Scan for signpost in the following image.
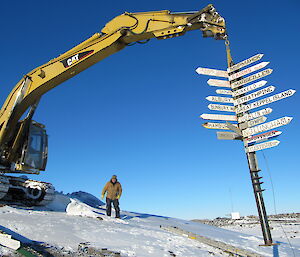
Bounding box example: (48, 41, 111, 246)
(196, 53, 296, 246)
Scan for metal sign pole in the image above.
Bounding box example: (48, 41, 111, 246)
(225, 37, 273, 245)
(246, 150, 273, 245)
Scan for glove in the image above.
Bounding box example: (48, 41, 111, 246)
(116, 195, 120, 200)
(101, 194, 104, 200)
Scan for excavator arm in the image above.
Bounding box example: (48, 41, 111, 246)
(0, 4, 226, 173)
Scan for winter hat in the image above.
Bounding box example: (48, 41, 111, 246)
(111, 175, 117, 179)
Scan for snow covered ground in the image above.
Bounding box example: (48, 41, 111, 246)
(0, 192, 299, 256)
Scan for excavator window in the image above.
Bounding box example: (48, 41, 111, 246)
(22, 123, 48, 170)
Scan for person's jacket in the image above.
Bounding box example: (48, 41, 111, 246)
(102, 180, 122, 200)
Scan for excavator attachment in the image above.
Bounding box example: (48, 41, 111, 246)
(186, 4, 226, 39)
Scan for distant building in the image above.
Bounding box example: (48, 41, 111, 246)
(231, 212, 240, 220)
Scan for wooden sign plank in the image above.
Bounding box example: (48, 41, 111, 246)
(229, 62, 269, 81)
(207, 79, 231, 88)
(196, 67, 228, 78)
(227, 54, 264, 73)
(246, 140, 280, 153)
(235, 89, 296, 114)
(200, 113, 237, 121)
(208, 104, 235, 112)
(233, 86, 275, 106)
(232, 80, 267, 97)
(231, 69, 273, 89)
(242, 117, 293, 137)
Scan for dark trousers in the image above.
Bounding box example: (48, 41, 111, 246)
(106, 198, 120, 218)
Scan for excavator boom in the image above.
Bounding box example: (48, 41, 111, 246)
(0, 5, 225, 154)
(0, 5, 225, 205)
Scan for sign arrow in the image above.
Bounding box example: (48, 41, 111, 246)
(226, 122, 242, 136)
(245, 130, 282, 145)
(231, 69, 273, 89)
(208, 104, 235, 112)
(202, 122, 237, 130)
(236, 89, 296, 114)
(238, 108, 273, 123)
(229, 62, 269, 81)
(217, 131, 242, 140)
(206, 96, 233, 104)
(216, 89, 232, 95)
(233, 86, 275, 106)
(207, 79, 231, 88)
(246, 140, 280, 153)
(196, 67, 228, 78)
(239, 116, 267, 130)
(200, 113, 237, 121)
(242, 117, 293, 137)
(227, 54, 264, 73)
(232, 80, 267, 97)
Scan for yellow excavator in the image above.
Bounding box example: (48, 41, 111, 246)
(0, 4, 226, 205)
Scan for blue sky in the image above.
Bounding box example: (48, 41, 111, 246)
(1, 0, 299, 219)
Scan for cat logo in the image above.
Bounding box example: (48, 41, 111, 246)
(61, 50, 94, 68)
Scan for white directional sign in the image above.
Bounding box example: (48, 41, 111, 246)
(200, 113, 237, 121)
(236, 89, 296, 114)
(229, 62, 269, 81)
(231, 69, 273, 89)
(207, 79, 231, 88)
(202, 122, 237, 130)
(240, 116, 267, 130)
(232, 80, 267, 97)
(216, 89, 232, 95)
(227, 54, 264, 73)
(233, 86, 275, 106)
(242, 117, 293, 137)
(208, 104, 235, 112)
(238, 108, 273, 123)
(196, 67, 228, 78)
(206, 96, 233, 103)
(246, 140, 280, 153)
(217, 131, 241, 140)
(246, 130, 282, 144)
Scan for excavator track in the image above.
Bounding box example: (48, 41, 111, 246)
(0, 175, 55, 206)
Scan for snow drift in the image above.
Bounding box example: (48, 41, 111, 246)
(0, 191, 299, 257)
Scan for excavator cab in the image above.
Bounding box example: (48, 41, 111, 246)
(0, 121, 53, 205)
(20, 122, 48, 171)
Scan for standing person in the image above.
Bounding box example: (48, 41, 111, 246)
(101, 175, 122, 218)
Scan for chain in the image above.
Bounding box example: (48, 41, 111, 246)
(224, 34, 233, 68)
